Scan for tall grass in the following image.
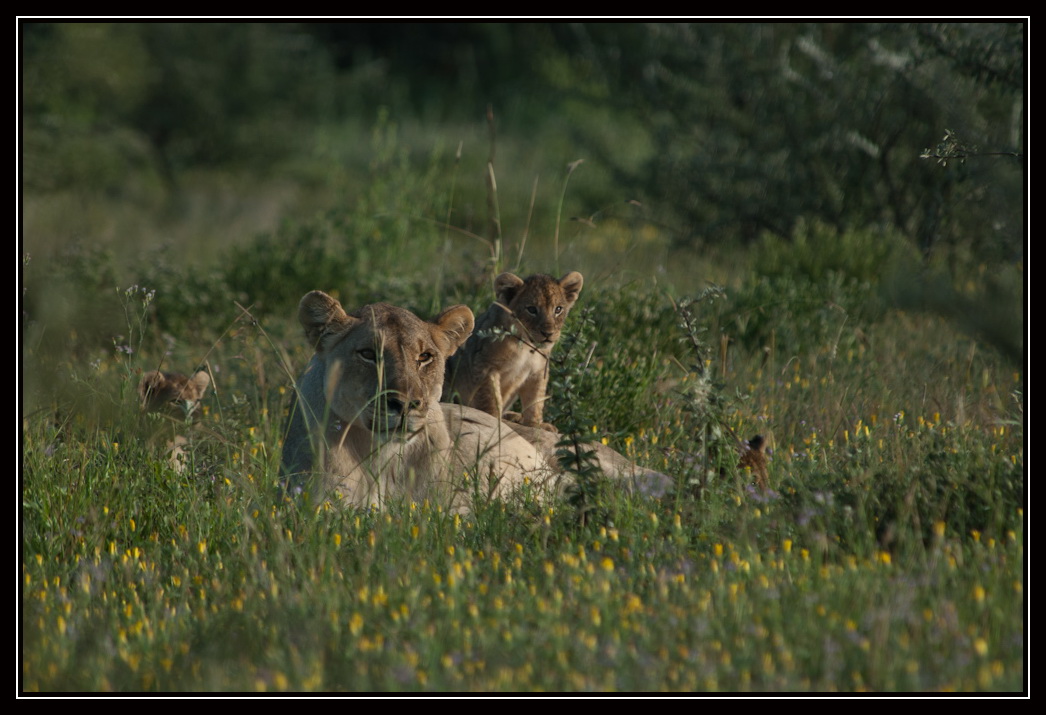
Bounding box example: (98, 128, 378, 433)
(21, 123, 1024, 693)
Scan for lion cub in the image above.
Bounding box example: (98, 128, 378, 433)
(138, 370, 210, 473)
(444, 271, 583, 431)
(138, 370, 210, 414)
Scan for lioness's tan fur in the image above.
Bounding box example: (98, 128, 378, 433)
(282, 291, 671, 511)
(444, 271, 583, 431)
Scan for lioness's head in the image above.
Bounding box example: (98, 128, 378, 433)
(493, 271, 584, 347)
(138, 370, 210, 415)
(298, 291, 474, 437)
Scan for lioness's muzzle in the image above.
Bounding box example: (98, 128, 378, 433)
(371, 394, 424, 434)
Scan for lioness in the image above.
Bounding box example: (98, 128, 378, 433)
(281, 291, 558, 510)
(138, 369, 210, 473)
(281, 291, 671, 511)
(444, 271, 583, 431)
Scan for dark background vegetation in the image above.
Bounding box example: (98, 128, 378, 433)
(20, 21, 1025, 411)
(22, 22, 1024, 244)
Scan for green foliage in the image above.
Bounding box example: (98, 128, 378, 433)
(914, 23, 1024, 92)
(135, 248, 243, 338)
(543, 307, 612, 530)
(771, 418, 1023, 560)
(222, 217, 364, 317)
(22, 22, 1024, 264)
(21, 254, 1026, 691)
(883, 258, 1023, 366)
(729, 271, 869, 357)
(546, 283, 680, 438)
(22, 246, 138, 416)
(722, 221, 915, 357)
(667, 286, 741, 495)
(752, 219, 917, 286)
(23, 384, 1025, 692)
(541, 22, 1022, 262)
(134, 115, 464, 337)
(23, 22, 329, 190)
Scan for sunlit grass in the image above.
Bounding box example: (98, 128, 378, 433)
(22, 309, 1024, 691)
(21, 279, 1025, 693)
(22, 447, 1023, 692)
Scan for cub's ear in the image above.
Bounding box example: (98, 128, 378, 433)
(559, 271, 584, 305)
(298, 291, 358, 351)
(186, 370, 211, 401)
(138, 371, 170, 406)
(432, 305, 475, 356)
(493, 272, 525, 304)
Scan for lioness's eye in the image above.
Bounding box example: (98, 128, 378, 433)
(418, 352, 433, 366)
(359, 349, 377, 362)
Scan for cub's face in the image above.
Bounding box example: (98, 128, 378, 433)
(139, 370, 210, 415)
(298, 292, 474, 437)
(494, 271, 584, 347)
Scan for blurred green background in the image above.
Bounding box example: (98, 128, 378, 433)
(20, 21, 1025, 413)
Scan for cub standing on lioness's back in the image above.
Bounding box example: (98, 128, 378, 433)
(444, 271, 583, 432)
(280, 289, 672, 512)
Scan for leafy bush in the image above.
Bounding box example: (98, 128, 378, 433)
(725, 221, 917, 356)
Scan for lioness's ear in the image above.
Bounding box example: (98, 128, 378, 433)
(494, 272, 525, 304)
(298, 291, 357, 351)
(559, 271, 584, 306)
(432, 305, 475, 355)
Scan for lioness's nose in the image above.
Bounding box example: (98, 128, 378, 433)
(387, 396, 422, 414)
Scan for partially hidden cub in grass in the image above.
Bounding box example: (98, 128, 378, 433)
(738, 434, 770, 491)
(138, 369, 210, 474)
(444, 271, 583, 432)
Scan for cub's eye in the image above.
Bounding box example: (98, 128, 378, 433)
(525, 306, 538, 316)
(359, 349, 377, 362)
(418, 352, 433, 366)
(554, 306, 564, 315)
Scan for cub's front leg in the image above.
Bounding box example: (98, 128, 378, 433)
(470, 371, 505, 421)
(510, 370, 556, 432)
